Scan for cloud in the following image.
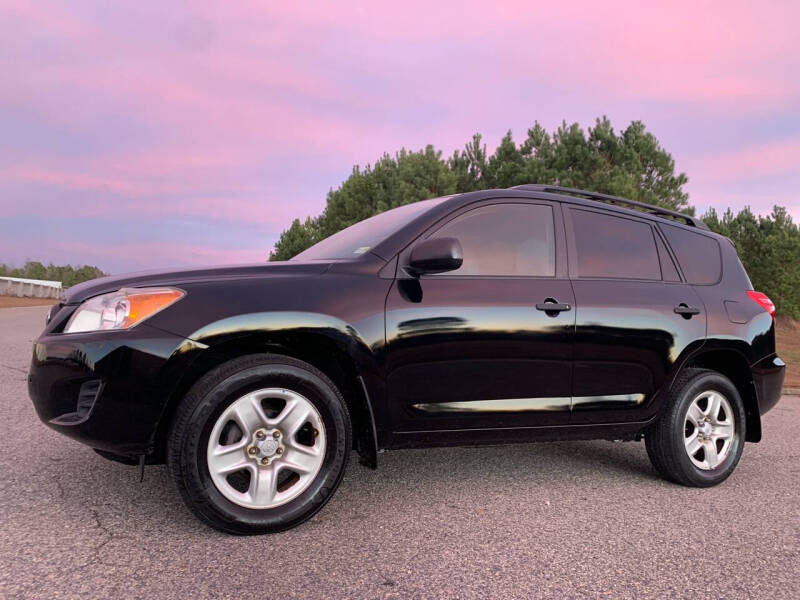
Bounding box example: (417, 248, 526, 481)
(0, 0, 798, 270)
(693, 139, 800, 181)
(0, 214, 273, 272)
(49, 239, 269, 273)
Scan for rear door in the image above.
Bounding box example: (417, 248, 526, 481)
(384, 200, 575, 432)
(564, 207, 706, 424)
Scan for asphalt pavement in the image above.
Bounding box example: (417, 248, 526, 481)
(1, 306, 798, 599)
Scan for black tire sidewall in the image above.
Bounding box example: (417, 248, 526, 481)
(670, 372, 745, 486)
(175, 359, 350, 533)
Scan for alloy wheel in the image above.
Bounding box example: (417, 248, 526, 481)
(683, 390, 735, 471)
(206, 388, 326, 509)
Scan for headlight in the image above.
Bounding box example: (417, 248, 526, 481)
(63, 287, 185, 334)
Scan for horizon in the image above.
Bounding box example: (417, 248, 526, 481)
(1, 2, 798, 273)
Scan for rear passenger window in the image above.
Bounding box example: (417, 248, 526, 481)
(660, 224, 721, 284)
(431, 203, 555, 276)
(571, 209, 661, 280)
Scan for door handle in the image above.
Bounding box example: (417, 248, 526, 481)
(536, 299, 572, 314)
(674, 304, 701, 317)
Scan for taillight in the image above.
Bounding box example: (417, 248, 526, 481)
(747, 291, 776, 318)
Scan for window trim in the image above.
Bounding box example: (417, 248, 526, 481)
(653, 225, 686, 284)
(396, 199, 568, 280)
(564, 206, 666, 283)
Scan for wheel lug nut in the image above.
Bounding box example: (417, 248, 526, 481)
(261, 457, 269, 465)
(276, 447, 283, 455)
(248, 447, 257, 455)
(273, 431, 281, 439)
(255, 430, 265, 439)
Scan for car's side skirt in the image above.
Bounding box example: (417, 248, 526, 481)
(388, 419, 653, 449)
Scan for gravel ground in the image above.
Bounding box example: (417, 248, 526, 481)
(0, 296, 57, 308)
(1, 306, 798, 599)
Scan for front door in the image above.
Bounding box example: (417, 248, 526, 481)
(384, 200, 575, 433)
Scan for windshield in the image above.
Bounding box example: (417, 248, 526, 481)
(293, 197, 450, 260)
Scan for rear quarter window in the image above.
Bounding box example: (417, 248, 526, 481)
(660, 224, 722, 285)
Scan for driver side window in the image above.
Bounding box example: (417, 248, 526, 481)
(429, 203, 555, 277)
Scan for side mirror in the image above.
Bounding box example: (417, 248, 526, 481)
(408, 237, 463, 276)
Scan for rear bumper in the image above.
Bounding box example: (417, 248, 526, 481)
(28, 324, 202, 457)
(752, 354, 785, 416)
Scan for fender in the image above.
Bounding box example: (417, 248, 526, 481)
(165, 311, 384, 465)
(639, 337, 707, 420)
(186, 311, 374, 349)
(662, 339, 762, 442)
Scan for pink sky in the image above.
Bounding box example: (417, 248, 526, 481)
(1, 1, 798, 273)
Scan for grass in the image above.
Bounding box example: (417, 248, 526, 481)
(776, 318, 800, 389)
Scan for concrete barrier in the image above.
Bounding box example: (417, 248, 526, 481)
(0, 276, 63, 299)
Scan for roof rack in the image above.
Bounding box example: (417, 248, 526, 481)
(512, 184, 708, 230)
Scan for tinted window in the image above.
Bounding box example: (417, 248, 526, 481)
(571, 209, 661, 280)
(294, 197, 449, 260)
(431, 203, 555, 276)
(660, 224, 721, 284)
(655, 233, 681, 282)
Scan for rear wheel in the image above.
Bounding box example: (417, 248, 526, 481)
(168, 354, 351, 534)
(645, 368, 745, 487)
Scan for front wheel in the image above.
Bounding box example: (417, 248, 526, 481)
(645, 368, 745, 487)
(168, 354, 351, 534)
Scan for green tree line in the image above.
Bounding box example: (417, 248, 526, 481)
(0, 261, 106, 288)
(270, 116, 800, 319)
(703, 207, 800, 318)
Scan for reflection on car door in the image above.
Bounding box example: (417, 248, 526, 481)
(564, 207, 706, 424)
(384, 201, 576, 432)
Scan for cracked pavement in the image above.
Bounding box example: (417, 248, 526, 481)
(1, 306, 799, 599)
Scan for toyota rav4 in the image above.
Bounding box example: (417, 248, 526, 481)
(28, 185, 786, 534)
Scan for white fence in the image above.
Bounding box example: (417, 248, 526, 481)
(0, 276, 63, 299)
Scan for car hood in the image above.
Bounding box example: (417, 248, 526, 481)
(63, 261, 333, 305)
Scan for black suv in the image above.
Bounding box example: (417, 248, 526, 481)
(28, 185, 785, 534)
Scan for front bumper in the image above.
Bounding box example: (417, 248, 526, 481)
(28, 323, 202, 456)
(752, 354, 785, 416)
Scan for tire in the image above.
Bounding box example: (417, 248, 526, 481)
(167, 354, 351, 534)
(645, 368, 746, 487)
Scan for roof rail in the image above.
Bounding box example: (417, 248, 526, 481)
(512, 184, 708, 230)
